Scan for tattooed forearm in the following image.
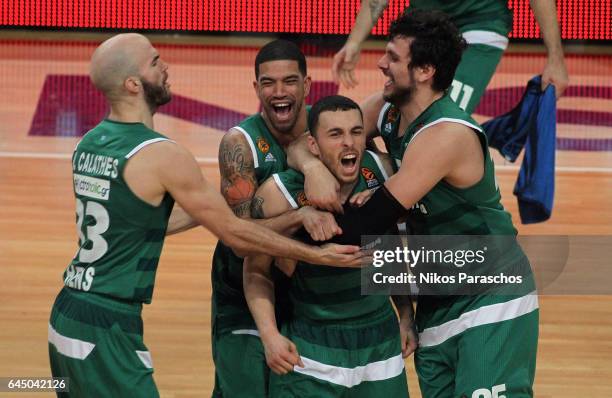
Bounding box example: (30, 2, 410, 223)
(251, 196, 265, 219)
(219, 134, 257, 218)
(368, 0, 388, 25)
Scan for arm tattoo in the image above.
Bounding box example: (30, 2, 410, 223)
(219, 136, 257, 218)
(232, 201, 251, 218)
(251, 196, 265, 219)
(368, 0, 387, 25)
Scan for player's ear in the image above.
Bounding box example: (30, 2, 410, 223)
(252, 79, 259, 95)
(303, 75, 312, 98)
(415, 64, 435, 84)
(307, 134, 319, 157)
(124, 76, 140, 94)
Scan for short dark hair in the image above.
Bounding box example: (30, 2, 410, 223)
(254, 39, 307, 79)
(308, 95, 363, 137)
(389, 9, 467, 92)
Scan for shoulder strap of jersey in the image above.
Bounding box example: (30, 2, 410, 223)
(409, 117, 483, 145)
(231, 125, 260, 169)
(125, 138, 175, 159)
(364, 150, 390, 181)
(272, 173, 299, 209)
(376, 102, 393, 134)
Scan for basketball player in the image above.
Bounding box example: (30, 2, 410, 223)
(48, 33, 362, 398)
(289, 10, 539, 397)
(332, 0, 568, 113)
(244, 95, 415, 397)
(210, 40, 345, 398)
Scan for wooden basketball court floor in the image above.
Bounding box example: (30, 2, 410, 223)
(0, 32, 611, 397)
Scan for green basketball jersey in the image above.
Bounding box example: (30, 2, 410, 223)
(273, 150, 393, 322)
(64, 119, 175, 303)
(378, 95, 516, 236)
(409, 0, 512, 35)
(376, 95, 536, 293)
(211, 113, 291, 334)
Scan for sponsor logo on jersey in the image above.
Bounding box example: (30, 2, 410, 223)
(257, 136, 270, 153)
(388, 107, 399, 123)
(384, 122, 393, 133)
(264, 152, 276, 162)
(297, 191, 311, 207)
(361, 167, 380, 188)
(74, 174, 110, 200)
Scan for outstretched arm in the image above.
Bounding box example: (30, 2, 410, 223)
(154, 141, 362, 266)
(332, 0, 390, 88)
(385, 122, 483, 209)
(313, 123, 483, 245)
(530, 0, 569, 97)
(166, 205, 198, 235)
(254, 177, 342, 241)
(165, 130, 305, 236)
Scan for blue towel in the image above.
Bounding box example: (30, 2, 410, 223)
(482, 76, 556, 224)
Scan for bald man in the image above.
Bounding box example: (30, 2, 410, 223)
(47, 33, 363, 398)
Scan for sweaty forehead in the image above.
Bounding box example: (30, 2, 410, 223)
(257, 60, 302, 79)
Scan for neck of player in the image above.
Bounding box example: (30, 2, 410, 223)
(397, 87, 444, 137)
(107, 100, 155, 130)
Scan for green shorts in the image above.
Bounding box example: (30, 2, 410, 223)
(211, 328, 269, 398)
(451, 40, 506, 114)
(415, 293, 539, 398)
(211, 267, 292, 398)
(269, 305, 409, 398)
(48, 287, 158, 398)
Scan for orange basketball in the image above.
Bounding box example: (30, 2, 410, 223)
(226, 178, 255, 202)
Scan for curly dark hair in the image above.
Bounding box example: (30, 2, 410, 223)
(389, 9, 467, 92)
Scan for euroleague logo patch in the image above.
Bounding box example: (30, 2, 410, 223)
(384, 107, 400, 133)
(361, 167, 380, 188)
(257, 136, 270, 153)
(388, 107, 399, 123)
(297, 191, 311, 207)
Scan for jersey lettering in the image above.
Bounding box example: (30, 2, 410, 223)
(450, 79, 474, 111)
(76, 199, 110, 263)
(472, 383, 507, 398)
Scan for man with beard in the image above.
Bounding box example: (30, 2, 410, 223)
(244, 95, 415, 397)
(48, 34, 363, 398)
(289, 11, 539, 398)
(210, 40, 344, 398)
